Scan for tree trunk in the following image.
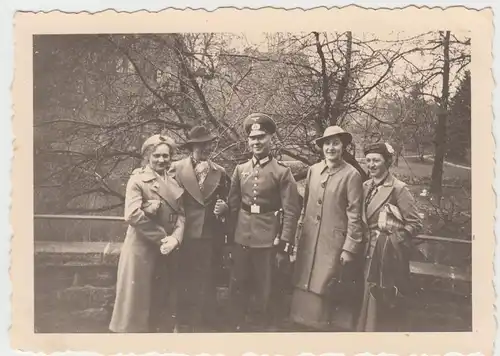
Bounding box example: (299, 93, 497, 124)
(430, 31, 451, 199)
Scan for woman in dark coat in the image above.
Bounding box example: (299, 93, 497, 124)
(109, 134, 185, 333)
(356, 142, 423, 332)
(290, 126, 364, 331)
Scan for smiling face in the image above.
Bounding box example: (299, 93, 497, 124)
(191, 141, 213, 161)
(248, 133, 272, 158)
(322, 136, 344, 163)
(148, 143, 171, 174)
(365, 152, 388, 179)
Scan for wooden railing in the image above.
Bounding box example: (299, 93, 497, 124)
(34, 214, 472, 284)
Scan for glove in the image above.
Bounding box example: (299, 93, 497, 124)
(160, 236, 179, 255)
(214, 199, 228, 216)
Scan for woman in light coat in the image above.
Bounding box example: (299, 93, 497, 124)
(109, 134, 185, 333)
(290, 126, 364, 331)
(356, 142, 422, 332)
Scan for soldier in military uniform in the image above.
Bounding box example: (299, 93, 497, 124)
(227, 113, 301, 331)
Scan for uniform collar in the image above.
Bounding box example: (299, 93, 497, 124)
(252, 155, 272, 167)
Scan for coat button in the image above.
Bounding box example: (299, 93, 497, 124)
(318, 199, 322, 204)
(316, 215, 321, 221)
(321, 182, 326, 188)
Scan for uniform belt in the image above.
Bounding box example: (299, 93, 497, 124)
(241, 202, 281, 214)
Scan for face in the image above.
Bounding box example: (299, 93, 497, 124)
(322, 136, 343, 163)
(248, 133, 272, 158)
(148, 144, 171, 173)
(192, 141, 213, 161)
(365, 153, 388, 179)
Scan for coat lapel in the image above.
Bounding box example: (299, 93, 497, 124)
(142, 166, 184, 213)
(201, 164, 222, 201)
(365, 174, 395, 221)
(177, 158, 204, 205)
(362, 181, 370, 224)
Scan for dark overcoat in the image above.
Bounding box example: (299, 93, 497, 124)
(356, 173, 422, 332)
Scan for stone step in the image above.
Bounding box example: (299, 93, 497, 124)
(54, 285, 116, 311)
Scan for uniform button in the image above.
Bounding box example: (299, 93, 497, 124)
(255, 170, 259, 174)
(254, 184, 257, 187)
(253, 190, 257, 194)
(253, 197, 257, 200)
(316, 215, 321, 221)
(318, 199, 322, 204)
(254, 177, 258, 180)
(321, 183, 326, 188)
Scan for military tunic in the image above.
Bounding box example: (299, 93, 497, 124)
(227, 155, 301, 328)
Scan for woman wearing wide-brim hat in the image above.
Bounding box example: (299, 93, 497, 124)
(290, 125, 365, 331)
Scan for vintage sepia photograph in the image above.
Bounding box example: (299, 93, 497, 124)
(10, 7, 494, 355)
(33, 29, 472, 334)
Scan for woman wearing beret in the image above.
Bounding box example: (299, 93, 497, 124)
(290, 125, 364, 331)
(356, 142, 422, 332)
(109, 134, 186, 333)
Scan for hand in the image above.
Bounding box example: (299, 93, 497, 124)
(290, 246, 298, 263)
(214, 199, 228, 216)
(275, 251, 290, 270)
(160, 236, 179, 255)
(340, 250, 354, 265)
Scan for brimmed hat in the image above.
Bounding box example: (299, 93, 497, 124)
(185, 125, 216, 145)
(314, 126, 352, 148)
(243, 113, 277, 137)
(141, 134, 177, 156)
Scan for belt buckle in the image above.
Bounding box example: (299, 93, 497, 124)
(250, 204, 260, 214)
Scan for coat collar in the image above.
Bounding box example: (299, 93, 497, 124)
(319, 159, 346, 175)
(140, 165, 183, 213)
(176, 157, 221, 204)
(252, 155, 272, 168)
(363, 172, 396, 222)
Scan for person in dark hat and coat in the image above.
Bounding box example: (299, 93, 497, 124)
(168, 125, 231, 332)
(290, 125, 364, 331)
(227, 113, 301, 331)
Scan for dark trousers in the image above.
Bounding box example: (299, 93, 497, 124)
(229, 244, 278, 329)
(148, 251, 179, 332)
(176, 239, 216, 331)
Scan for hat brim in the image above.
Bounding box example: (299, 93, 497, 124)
(184, 136, 216, 145)
(314, 132, 352, 147)
(248, 130, 268, 137)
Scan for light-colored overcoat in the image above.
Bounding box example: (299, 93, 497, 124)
(109, 165, 185, 333)
(293, 160, 364, 295)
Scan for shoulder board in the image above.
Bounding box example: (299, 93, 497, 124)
(276, 160, 289, 168)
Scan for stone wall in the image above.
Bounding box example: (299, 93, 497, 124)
(34, 240, 472, 333)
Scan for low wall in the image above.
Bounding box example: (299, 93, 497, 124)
(34, 240, 472, 333)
